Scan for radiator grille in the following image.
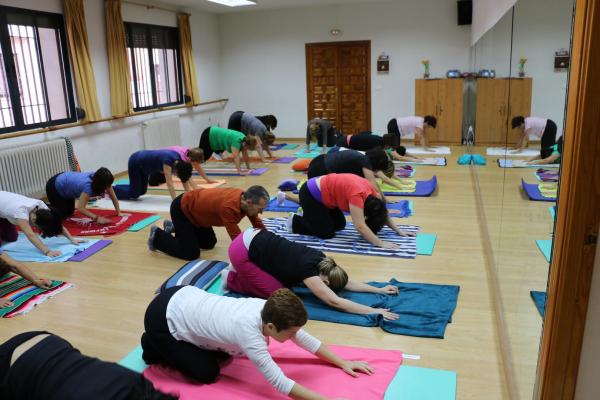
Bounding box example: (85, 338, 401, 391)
(0, 139, 71, 198)
(142, 116, 181, 150)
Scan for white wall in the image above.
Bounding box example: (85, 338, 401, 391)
(218, 0, 471, 137)
(473, 0, 573, 136)
(575, 227, 600, 399)
(0, 0, 223, 173)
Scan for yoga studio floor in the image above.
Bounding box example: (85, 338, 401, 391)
(1, 144, 550, 400)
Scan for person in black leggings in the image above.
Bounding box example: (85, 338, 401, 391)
(0, 331, 176, 399)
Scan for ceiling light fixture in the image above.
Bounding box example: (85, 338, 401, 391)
(206, 0, 256, 7)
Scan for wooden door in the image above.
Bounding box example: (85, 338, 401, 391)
(437, 78, 464, 143)
(306, 41, 371, 134)
(338, 42, 370, 134)
(475, 79, 508, 145)
(305, 44, 339, 127)
(415, 79, 439, 140)
(506, 78, 533, 144)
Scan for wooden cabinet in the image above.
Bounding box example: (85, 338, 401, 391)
(415, 78, 464, 144)
(474, 78, 532, 145)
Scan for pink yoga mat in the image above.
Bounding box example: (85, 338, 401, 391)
(144, 341, 402, 399)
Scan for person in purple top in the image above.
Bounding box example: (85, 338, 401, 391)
(46, 168, 120, 224)
(113, 150, 193, 200)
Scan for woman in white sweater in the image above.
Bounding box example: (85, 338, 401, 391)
(141, 287, 373, 400)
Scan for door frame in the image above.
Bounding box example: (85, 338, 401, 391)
(305, 40, 371, 132)
(535, 0, 600, 398)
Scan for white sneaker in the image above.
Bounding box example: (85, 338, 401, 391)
(277, 191, 286, 206)
(220, 268, 230, 293)
(212, 152, 223, 160)
(286, 213, 295, 233)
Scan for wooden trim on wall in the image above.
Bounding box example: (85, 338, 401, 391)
(535, 0, 600, 398)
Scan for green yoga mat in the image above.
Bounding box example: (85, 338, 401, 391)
(417, 233, 437, 255)
(281, 143, 300, 150)
(385, 365, 457, 400)
(536, 239, 552, 262)
(119, 345, 147, 373)
(128, 215, 161, 232)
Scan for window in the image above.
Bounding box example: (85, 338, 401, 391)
(0, 6, 76, 134)
(125, 23, 183, 111)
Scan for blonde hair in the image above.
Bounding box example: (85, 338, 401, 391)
(318, 257, 348, 292)
(309, 123, 320, 136)
(187, 147, 204, 163)
(263, 131, 276, 145)
(244, 135, 258, 150)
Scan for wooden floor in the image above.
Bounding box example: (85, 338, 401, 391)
(1, 144, 553, 400)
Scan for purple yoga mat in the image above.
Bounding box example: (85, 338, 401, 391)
(273, 157, 297, 164)
(205, 168, 269, 176)
(521, 179, 556, 202)
(68, 240, 112, 262)
(250, 167, 268, 176)
(383, 176, 438, 197)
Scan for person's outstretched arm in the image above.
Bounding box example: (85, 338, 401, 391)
(17, 219, 60, 257)
(193, 162, 218, 184)
(344, 280, 399, 295)
(348, 204, 399, 249)
(0, 252, 52, 289)
(231, 148, 249, 175)
(77, 193, 111, 224)
(162, 164, 177, 200)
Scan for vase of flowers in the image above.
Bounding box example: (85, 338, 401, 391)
(421, 59, 430, 78)
(518, 58, 527, 77)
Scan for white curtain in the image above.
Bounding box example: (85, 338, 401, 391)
(471, 0, 519, 45)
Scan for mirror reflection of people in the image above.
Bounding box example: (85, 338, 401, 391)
(526, 136, 563, 165)
(387, 116, 437, 150)
(382, 133, 423, 162)
(306, 118, 336, 154)
(511, 116, 557, 154)
(0, 331, 177, 399)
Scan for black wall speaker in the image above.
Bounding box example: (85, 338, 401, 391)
(457, 0, 472, 26)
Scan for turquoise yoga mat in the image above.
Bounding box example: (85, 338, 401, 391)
(536, 239, 552, 262)
(119, 345, 147, 373)
(128, 215, 161, 232)
(549, 206, 556, 220)
(114, 178, 129, 185)
(385, 365, 457, 400)
(416, 233, 437, 256)
(281, 143, 300, 150)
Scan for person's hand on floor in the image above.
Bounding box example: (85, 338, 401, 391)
(340, 360, 374, 377)
(377, 285, 399, 295)
(34, 278, 53, 290)
(46, 250, 62, 258)
(70, 238, 86, 245)
(1, 298, 14, 308)
(379, 241, 400, 250)
(373, 308, 399, 320)
(398, 230, 416, 237)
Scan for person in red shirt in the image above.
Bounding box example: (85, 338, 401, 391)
(148, 186, 269, 260)
(286, 174, 414, 249)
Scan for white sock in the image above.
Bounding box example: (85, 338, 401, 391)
(286, 213, 295, 232)
(277, 191, 286, 206)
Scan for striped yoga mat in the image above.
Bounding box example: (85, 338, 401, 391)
(0, 274, 72, 318)
(156, 259, 229, 294)
(263, 218, 418, 258)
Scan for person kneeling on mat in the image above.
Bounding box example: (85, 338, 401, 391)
(526, 136, 563, 165)
(382, 133, 423, 163)
(148, 186, 269, 260)
(0, 331, 177, 399)
(387, 115, 437, 150)
(511, 116, 557, 154)
(306, 118, 336, 154)
(0, 191, 80, 258)
(141, 287, 372, 399)
(335, 131, 385, 151)
(227, 111, 277, 160)
(113, 150, 193, 201)
(225, 228, 400, 320)
(153, 146, 219, 185)
(284, 173, 414, 249)
(1, 251, 53, 308)
(198, 126, 258, 175)
(46, 167, 120, 223)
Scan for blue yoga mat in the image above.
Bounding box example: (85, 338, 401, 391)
(530, 291, 547, 317)
(227, 279, 459, 338)
(0, 233, 100, 262)
(383, 176, 438, 197)
(264, 198, 414, 218)
(536, 239, 552, 262)
(385, 365, 457, 400)
(521, 179, 556, 202)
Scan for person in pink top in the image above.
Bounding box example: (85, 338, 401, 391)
(150, 146, 219, 187)
(511, 116, 558, 157)
(387, 115, 437, 150)
(285, 173, 414, 249)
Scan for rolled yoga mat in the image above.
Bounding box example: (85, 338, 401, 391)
(522, 179, 557, 201)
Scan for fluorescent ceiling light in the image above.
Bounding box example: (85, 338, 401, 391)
(206, 0, 256, 6)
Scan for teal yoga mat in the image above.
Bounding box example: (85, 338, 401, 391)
(128, 215, 160, 231)
(385, 365, 457, 400)
(119, 346, 147, 373)
(549, 206, 556, 220)
(417, 233, 437, 255)
(115, 178, 128, 185)
(536, 239, 552, 262)
(281, 143, 299, 150)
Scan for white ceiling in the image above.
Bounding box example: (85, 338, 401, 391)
(135, 0, 395, 14)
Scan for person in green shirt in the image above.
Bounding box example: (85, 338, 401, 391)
(199, 126, 258, 175)
(527, 136, 563, 165)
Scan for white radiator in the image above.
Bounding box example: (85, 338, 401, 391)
(0, 139, 71, 198)
(142, 116, 182, 150)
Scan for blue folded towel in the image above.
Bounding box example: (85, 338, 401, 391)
(472, 154, 487, 165)
(230, 279, 460, 338)
(457, 154, 472, 165)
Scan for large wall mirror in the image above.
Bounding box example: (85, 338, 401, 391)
(471, 0, 574, 398)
